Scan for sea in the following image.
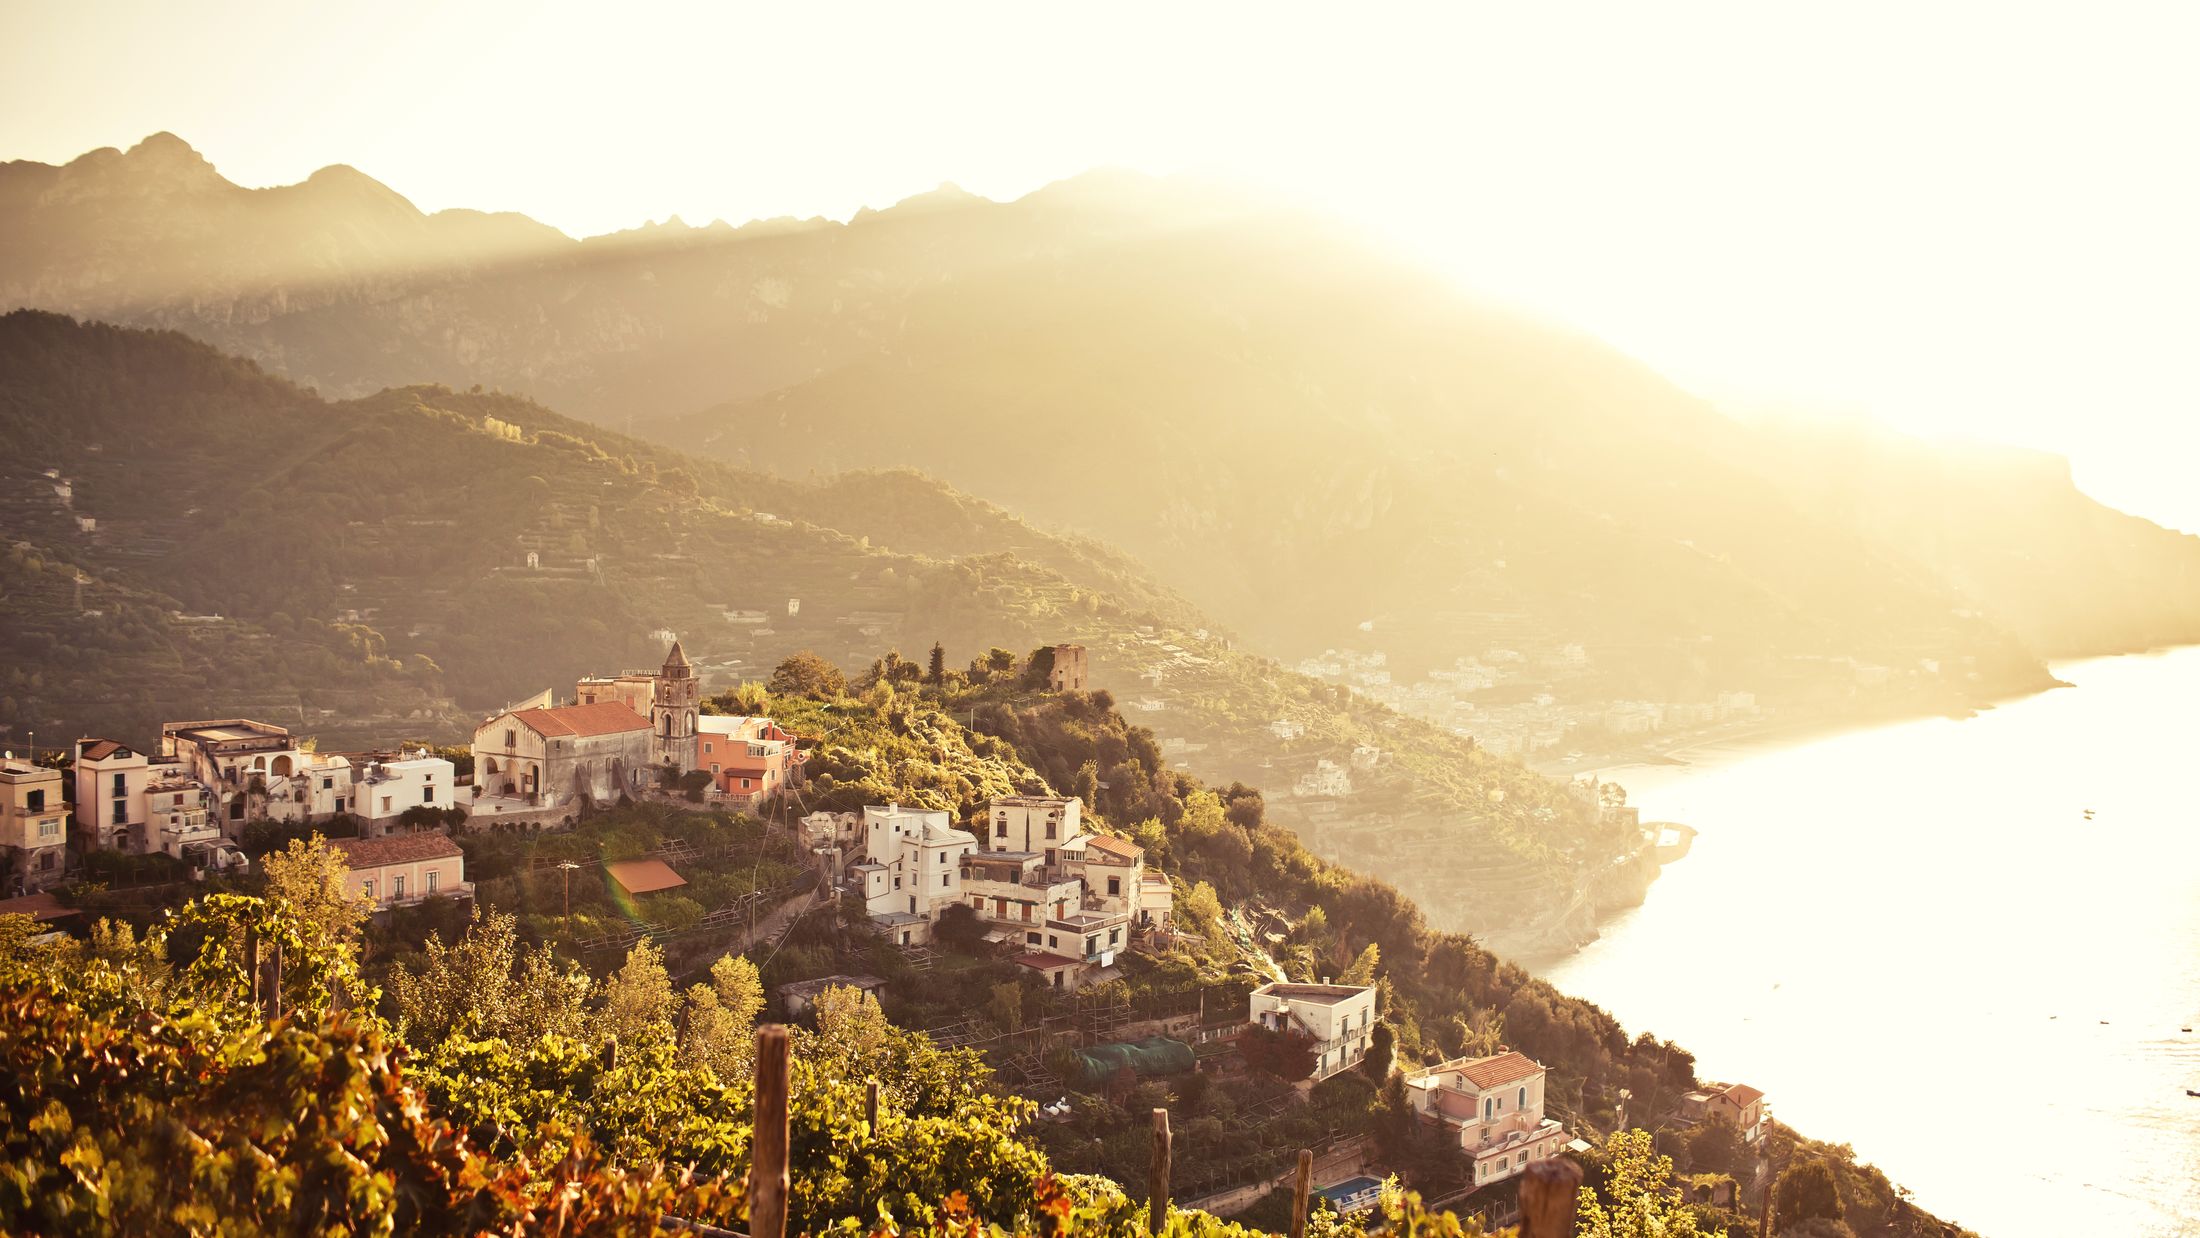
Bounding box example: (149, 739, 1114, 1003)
(1540, 647, 2200, 1238)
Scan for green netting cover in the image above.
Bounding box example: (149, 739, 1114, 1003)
(1071, 1036, 1196, 1085)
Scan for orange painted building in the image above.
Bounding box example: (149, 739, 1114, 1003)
(697, 715, 802, 809)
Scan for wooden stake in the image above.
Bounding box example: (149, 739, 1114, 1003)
(1290, 1148, 1313, 1238)
(244, 926, 262, 1013)
(1149, 1108, 1172, 1235)
(865, 1077, 880, 1135)
(1519, 1157, 1584, 1238)
(749, 1024, 792, 1238)
(268, 940, 284, 1020)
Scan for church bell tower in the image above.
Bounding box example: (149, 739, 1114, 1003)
(653, 639, 700, 770)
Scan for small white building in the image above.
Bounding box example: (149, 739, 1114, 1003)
(1403, 1051, 1569, 1188)
(1248, 982, 1380, 1081)
(328, 833, 471, 909)
(160, 719, 354, 829)
(353, 751, 458, 838)
(72, 738, 155, 852)
(1293, 759, 1353, 799)
(801, 810, 861, 848)
(852, 804, 978, 946)
(985, 794, 1084, 862)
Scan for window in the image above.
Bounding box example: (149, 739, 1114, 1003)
(741, 778, 752, 789)
(1044, 819, 1057, 839)
(1109, 927, 1121, 946)
(363, 879, 377, 901)
(1519, 1087, 1527, 1109)
(321, 777, 332, 790)
(1047, 934, 1058, 949)
(1107, 876, 1121, 896)
(393, 875, 406, 900)
(1026, 931, 1042, 944)
(505, 729, 516, 748)
(421, 785, 434, 804)
(1084, 935, 1097, 955)
(711, 763, 721, 774)
(111, 773, 126, 795)
(37, 819, 59, 839)
(894, 876, 901, 890)
(1484, 1098, 1494, 1120)
(229, 799, 244, 821)
(941, 873, 949, 888)
(995, 819, 1007, 837)
(381, 796, 393, 813)
(427, 870, 439, 894)
(703, 741, 714, 755)
(24, 790, 42, 812)
(112, 798, 128, 824)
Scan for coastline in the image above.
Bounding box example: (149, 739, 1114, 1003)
(1530, 682, 2066, 785)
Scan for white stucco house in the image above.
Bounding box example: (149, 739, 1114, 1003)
(1248, 982, 1380, 1081)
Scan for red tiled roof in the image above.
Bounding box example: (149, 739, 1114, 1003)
(328, 833, 463, 870)
(606, 858, 687, 896)
(77, 739, 130, 761)
(511, 702, 650, 739)
(1084, 834, 1143, 862)
(1720, 1083, 1764, 1107)
(1452, 1051, 1543, 1090)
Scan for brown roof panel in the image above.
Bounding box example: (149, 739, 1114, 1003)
(328, 833, 464, 869)
(1453, 1051, 1544, 1090)
(1084, 834, 1144, 862)
(512, 702, 650, 739)
(605, 858, 687, 896)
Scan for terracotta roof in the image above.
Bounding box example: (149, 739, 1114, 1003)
(606, 858, 687, 895)
(77, 739, 131, 761)
(328, 833, 463, 870)
(1720, 1083, 1764, 1107)
(1084, 834, 1143, 862)
(1452, 1051, 1544, 1090)
(511, 701, 650, 739)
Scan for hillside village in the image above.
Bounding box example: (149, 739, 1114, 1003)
(0, 632, 1819, 1232)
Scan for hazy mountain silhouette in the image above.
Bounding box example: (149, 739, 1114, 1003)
(0, 133, 570, 310)
(6, 135, 2197, 704)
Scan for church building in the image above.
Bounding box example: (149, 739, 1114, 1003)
(574, 640, 701, 771)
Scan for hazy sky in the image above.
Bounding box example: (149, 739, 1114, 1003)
(7, 1, 2199, 531)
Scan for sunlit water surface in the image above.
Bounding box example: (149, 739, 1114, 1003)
(1541, 648, 2200, 1238)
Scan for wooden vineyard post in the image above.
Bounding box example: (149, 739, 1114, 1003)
(1290, 1148, 1313, 1238)
(1149, 1108, 1172, 1235)
(1519, 1157, 1584, 1238)
(866, 1077, 880, 1135)
(244, 925, 262, 1013)
(267, 940, 284, 1020)
(749, 1025, 792, 1238)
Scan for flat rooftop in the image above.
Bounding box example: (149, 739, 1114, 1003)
(1253, 982, 1375, 1005)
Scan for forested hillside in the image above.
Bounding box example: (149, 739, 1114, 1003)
(0, 312, 1625, 952)
(0, 650, 1956, 1237)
